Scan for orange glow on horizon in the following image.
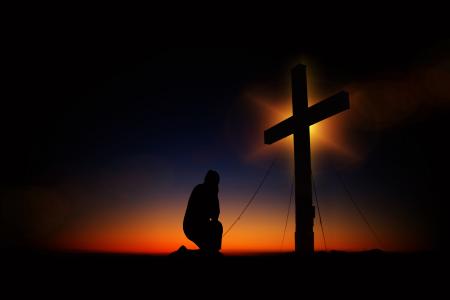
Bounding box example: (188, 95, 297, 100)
(51, 191, 420, 255)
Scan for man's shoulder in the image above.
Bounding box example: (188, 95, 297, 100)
(193, 183, 205, 191)
(192, 184, 205, 194)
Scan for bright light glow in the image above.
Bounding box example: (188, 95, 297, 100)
(242, 87, 359, 168)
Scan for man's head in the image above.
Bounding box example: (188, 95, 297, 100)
(204, 170, 220, 186)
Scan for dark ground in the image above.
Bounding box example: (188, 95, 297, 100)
(2, 250, 447, 297)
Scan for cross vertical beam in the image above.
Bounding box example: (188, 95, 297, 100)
(292, 65, 314, 255)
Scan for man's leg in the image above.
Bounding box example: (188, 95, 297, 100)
(185, 226, 208, 251)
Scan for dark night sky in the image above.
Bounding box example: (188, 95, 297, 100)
(2, 14, 449, 253)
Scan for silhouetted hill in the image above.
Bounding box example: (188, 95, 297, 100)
(2, 249, 446, 297)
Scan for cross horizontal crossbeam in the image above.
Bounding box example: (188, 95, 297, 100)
(264, 91, 349, 145)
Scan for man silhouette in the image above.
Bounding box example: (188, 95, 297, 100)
(183, 170, 223, 254)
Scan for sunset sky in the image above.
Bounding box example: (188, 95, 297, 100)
(2, 25, 449, 254)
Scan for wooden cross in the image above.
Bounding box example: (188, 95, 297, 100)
(264, 64, 349, 255)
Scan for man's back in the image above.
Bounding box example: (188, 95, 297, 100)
(184, 183, 219, 227)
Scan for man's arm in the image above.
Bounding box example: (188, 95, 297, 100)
(210, 196, 220, 221)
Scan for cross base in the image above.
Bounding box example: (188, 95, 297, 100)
(295, 205, 315, 254)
